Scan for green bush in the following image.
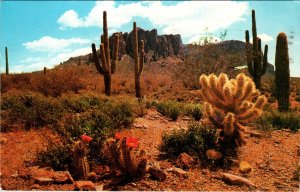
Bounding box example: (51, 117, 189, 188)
(154, 101, 182, 121)
(185, 104, 203, 121)
(35, 144, 72, 171)
(109, 102, 134, 128)
(255, 111, 300, 132)
(160, 122, 217, 158)
(1, 92, 64, 129)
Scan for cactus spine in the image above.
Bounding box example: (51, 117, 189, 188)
(91, 11, 119, 96)
(133, 22, 145, 98)
(245, 10, 268, 89)
(275, 32, 290, 112)
(5, 47, 9, 75)
(199, 73, 267, 151)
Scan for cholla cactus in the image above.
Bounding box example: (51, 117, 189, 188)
(199, 73, 267, 149)
(107, 134, 147, 182)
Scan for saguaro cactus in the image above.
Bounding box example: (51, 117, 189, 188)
(43, 67, 47, 75)
(245, 10, 268, 89)
(5, 47, 9, 75)
(133, 22, 145, 98)
(275, 32, 290, 112)
(199, 73, 267, 152)
(91, 11, 119, 96)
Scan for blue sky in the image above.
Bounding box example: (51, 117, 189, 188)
(1, 1, 300, 77)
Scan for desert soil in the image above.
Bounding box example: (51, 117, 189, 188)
(0, 109, 299, 191)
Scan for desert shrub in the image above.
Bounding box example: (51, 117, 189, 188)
(35, 144, 72, 171)
(154, 101, 181, 120)
(1, 67, 86, 97)
(295, 95, 300, 102)
(57, 110, 112, 162)
(109, 101, 134, 128)
(1, 92, 64, 129)
(185, 104, 203, 121)
(160, 122, 217, 158)
(32, 68, 85, 97)
(1, 73, 32, 93)
(255, 111, 300, 132)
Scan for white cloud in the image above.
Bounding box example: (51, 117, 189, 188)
(57, 10, 84, 29)
(13, 47, 91, 73)
(250, 33, 273, 43)
(23, 36, 90, 52)
(57, 1, 249, 39)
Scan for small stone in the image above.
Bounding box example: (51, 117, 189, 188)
(148, 164, 167, 181)
(0, 137, 8, 145)
(176, 153, 194, 169)
(30, 184, 42, 190)
(32, 177, 54, 185)
(87, 172, 97, 181)
(182, 117, 191, 121)
(221, 173, 256, 187)
(74, 181, 96, 191)
(52, 171, 74, 184)
(10, 171, 19, 178)
(133, 123, 143, 128)
(167, 167, 188, 178)
(143, 125, 149, 129)
(248, 131, 262, 138)
(239, 161, 252, 174)
(95, 184, 104, 191)
(206, 149, 223, 160)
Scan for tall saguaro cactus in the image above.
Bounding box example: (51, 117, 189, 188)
(275, 32, 290, 112)
(5, 47, 9, 75)
(91, 11, 119, 96)
(245, 10, 268, 89)
(133, 22, 145, 98)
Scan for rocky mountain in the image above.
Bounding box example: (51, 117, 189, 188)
(108, 28, 185, 60)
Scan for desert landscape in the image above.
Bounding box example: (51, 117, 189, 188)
(1, 1, 300, 191)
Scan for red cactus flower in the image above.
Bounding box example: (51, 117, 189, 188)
(81, 134, 93, 143)
(126, 137, 139, 148)
(115, 132, 122, 140)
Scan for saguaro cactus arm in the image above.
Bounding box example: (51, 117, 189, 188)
(91, 43, 105, 74)
(5, 47, 9, 75)
(111, 34, 120, 74)
(139, 40, 144, 75)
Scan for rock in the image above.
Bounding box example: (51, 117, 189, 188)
(239, 161, 252, 174)
(110, 29, 184, 60)
(95, 184, 104, 191)
(74, 181, 96, 191)
(206, 149, 223, 160)
(167, 167, 188, 178)
(10, 171, 19, 178)
(87, 172, 97, 181)
(133, 123, 144, 128)
(221, 173, 256, 187)
(182, 117, 191, 121)
(148, 164, 167, 181)
(30, 184, 42, 190)
(52, 171, 74, 184)
(248, 130, 262, 138)
(32, 177, 54, 185)
(0, 137, 8, 145)
(176, 153, 194, 169)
